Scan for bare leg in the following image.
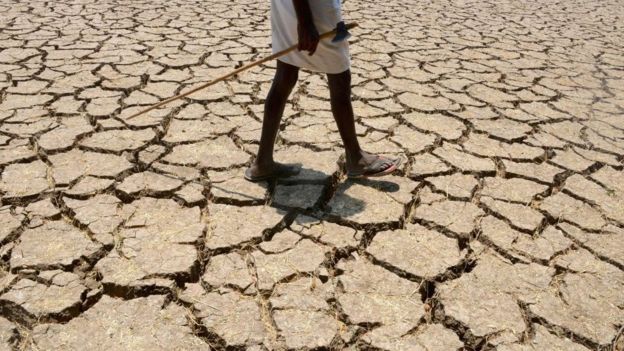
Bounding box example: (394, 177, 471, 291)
(327, 69, 360, 156)
(327, 70, 398, 176)
(246, 61, 301, 180)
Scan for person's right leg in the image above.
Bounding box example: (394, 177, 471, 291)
(245, 60, 301, 180)
(327, 69, 400, 177)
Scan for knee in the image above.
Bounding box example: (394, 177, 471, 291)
(270, 72, 297, 99)
(328, 70, 351, 97)
(273, 61, 299, 93)
(333, 70, 351, 85)
(280, 70, 299, 92)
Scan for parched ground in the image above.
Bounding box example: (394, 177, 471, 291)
(0, 0, 623, 350)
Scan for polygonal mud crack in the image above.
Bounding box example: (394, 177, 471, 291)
(366, 223, 466, 279)
(270, 277, 341, 349)
(95, 198, 203, 291)
(252, 239, 328, 291)
(0, 271, 87, 324)
(336, 258, 424, 330)
(10, 221, 102, 271)
(529, 249, 624, 346)
(438, 250, 554, 346)
(327, 176, 417, 227)
(179, 286, 267, 348)
(31, 295, 209, 350)
(205, 204, 284, 251)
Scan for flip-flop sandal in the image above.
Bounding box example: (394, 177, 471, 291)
(244, 163, 301, 182)
(347, 156, 402, 179)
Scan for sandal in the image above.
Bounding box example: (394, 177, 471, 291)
(244, 163, 301, 182)
(347, 156, 402, 179)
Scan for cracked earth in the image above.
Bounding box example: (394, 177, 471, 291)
(0, 0, 623, 350)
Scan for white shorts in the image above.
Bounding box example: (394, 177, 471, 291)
(271, 0, 351, 74)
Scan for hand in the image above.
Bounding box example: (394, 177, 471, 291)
(297, 22, 319, 56)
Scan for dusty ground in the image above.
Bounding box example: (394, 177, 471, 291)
(0, 0, 623, 350)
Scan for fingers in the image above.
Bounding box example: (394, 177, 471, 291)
(298, 36, 312, 53)
(297, 24, 307, 52)
(298, 33, 309, 52)
(308, 35, 319, 56)
(298, 39, 317, 55)
(297, 25, 319, 55)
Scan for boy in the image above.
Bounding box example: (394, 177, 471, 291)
(244, 0, 401, 181)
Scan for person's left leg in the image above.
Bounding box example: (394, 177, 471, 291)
(245, 60, 301, 181)
(327, 69, 400, 177)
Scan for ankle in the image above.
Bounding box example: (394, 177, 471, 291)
(254, 157, 274, 168)
(345, 149, 364, 165)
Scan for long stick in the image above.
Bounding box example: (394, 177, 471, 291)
(126, 22, 358, 120)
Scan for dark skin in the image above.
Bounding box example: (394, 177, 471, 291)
(293, 0, 318, 56)
(246, 0, 396, 179)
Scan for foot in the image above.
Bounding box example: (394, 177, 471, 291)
(244, 161, 301, 182)
(346, 151, 401, 178)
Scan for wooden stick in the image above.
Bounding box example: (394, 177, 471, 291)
(126, 22, 358, 120)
